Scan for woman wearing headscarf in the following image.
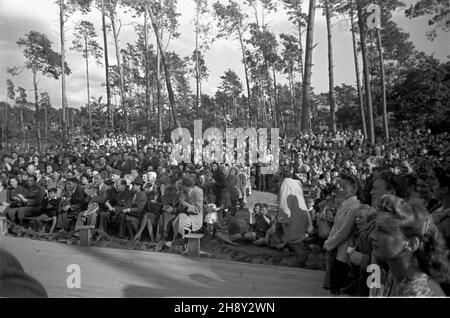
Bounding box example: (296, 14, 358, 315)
(275, 178, 313, 249)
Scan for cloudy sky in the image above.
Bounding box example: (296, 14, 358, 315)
(0, 0, 448, 109)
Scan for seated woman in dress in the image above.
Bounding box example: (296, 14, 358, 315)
(370, 194, 450, 297)
(134, 172, 162, 242)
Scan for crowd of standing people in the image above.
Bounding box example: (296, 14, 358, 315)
(1, 127, 450, 297)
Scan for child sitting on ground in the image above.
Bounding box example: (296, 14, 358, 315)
(204, 203, 242, 246)
(244, 203, 275, 246)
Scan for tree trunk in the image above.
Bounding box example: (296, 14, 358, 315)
(301, 0, 316, 133)
(257, 75, 267, 127)
(110, 14, 128, 134)
(238, 29, 252, 127)
(298, 22, 304, 83)
(20, 106, 25, 148)
(45, 99, 48, 148)
(376, 28, 389, 141)
(289, 71, 295, 132)
(357, 0, 375, 145)
(272, 65, 282, 131)
(146, 3, 180, 128)
(325, 0, 337, 133)
(264, 59, 276, 127)
(350, 0, 367, 138)
(32, 71, 41, 152)
(144, 9, 151, 141)
(84, 38, 93, 140)
(59, 0, 68, 144)
(1, 104, 4, 146)
(297, 20, 305, 126)
(157, 33, 163, 140)
(195, 1, 200, 110)
(101, 0, 112, 131)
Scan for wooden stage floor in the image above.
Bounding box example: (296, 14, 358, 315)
(1, 236, 328, 297)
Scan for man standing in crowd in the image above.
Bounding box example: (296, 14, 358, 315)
(211, 162, 225, 208)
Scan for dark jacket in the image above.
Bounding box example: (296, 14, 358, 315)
(41, 197, 61, 218)
(90, 183, 110, 210)
(69, 185, 87, 214)
(119, 159, 136, 177)
(213, 169, 226, 191)
(22, 185, 46, 207)
(126, 190, 148, 219)
(111, 190, 132, 213)
(225, 174, 239, 200)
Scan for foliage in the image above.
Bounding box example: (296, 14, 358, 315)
(389, 58, 450, 132)
(405, 0, 450, 40)
(8, 31, 71, 79)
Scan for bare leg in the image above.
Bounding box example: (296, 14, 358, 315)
(215, 232, 239, 246)
(134, 214, 148, 241)
(253, 237, 268, 246)
(146, 220, 155, 242)
(34, 214, 49, 233)
(243, 232, 257, 241)
(48, 216, 57, 234)
(229, 233, 244, 242)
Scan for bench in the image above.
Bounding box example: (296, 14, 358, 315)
(75, 225, 96, 247)
(0, 216, 7, 236)
(184, 233, 204, 257)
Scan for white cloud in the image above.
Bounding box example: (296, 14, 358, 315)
(0, 0, 448, 111)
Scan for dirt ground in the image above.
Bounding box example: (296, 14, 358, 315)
(5, 191, 326, 271)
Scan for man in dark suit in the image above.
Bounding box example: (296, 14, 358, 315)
(119, 153, 136, 177)
(98, 179, 130, 234)
(58, 178, 87, 231)
(5, 174, 46, 227)
(35, 169, 47, 189)
(91, 172, 110, 212)
(171, 176, 204, 241)
(77, 172, 110, 229)
(141, 148, 153, 172)
(211, 162, 225, 207)
(117, 177, 148, 239)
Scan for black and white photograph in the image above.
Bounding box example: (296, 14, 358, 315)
(0, 0, 449, 301)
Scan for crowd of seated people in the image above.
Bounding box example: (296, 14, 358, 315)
(1, 127, 450, 297)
